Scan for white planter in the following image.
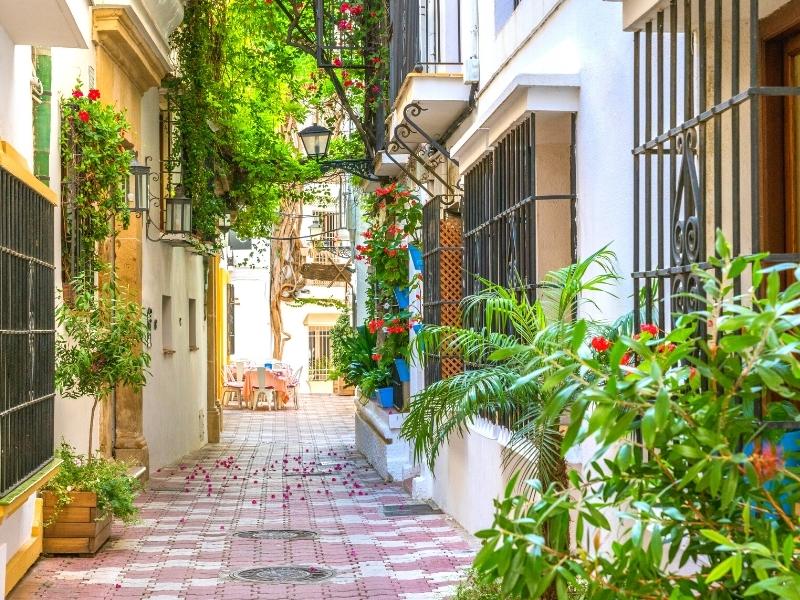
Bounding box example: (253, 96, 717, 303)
(354, 395, 412, 482)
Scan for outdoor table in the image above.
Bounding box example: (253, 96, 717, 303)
(242, 369, 290, 407)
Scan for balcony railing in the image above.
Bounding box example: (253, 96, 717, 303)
(389, 0, 462, 108)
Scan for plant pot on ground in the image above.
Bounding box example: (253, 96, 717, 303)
(41, 444, 141, 555)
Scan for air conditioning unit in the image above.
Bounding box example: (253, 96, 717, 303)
(464, 57, 480, 84)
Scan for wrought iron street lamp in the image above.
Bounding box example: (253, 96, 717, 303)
(128, 157, 151, 213)
(165, 186, 192, 235)
(297, 123, 386, 182)
(217, 212, 233, 234)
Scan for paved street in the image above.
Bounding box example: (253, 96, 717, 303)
(12, 396, 476, 599)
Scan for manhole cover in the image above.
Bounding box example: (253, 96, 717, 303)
(382, 503, 443, 517)
(230, 565, 335, 583)
(234, 529, 319, 541)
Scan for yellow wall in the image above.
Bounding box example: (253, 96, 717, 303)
(215, 261, 229, 401)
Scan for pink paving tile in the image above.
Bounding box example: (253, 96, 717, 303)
(10, 395, 476, 600)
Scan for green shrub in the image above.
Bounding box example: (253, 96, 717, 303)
(44, 443, 141, 525)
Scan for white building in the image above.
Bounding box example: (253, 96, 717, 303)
(0, 1, 216, 592)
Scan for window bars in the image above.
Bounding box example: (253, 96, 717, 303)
(0, 166, 55, 497)
(631, 0, 800, 330)
(463, 112, 577, 306)
(308, 326, 333, 381)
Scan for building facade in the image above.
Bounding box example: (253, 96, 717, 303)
(0, 1, 226, 593)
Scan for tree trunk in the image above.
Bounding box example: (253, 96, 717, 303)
(87, 396, 100, 461)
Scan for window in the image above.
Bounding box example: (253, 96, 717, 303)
(630, 1, 800, 331)
(308, 326, 333, 381)
(462, 112, 576, 308)
(161, 295, 174, 353)
(0, 164, 55, 496)
(188, 298, 198, 350)
(312, 210, 337, 246)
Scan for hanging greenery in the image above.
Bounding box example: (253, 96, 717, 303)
(60, 83, 132, 280)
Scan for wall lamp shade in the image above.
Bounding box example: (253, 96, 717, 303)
(165, 186, 192, 234)
(217, 212, 232, 234)
(298, 123, 332, 159)
(128, 158, 151, 213)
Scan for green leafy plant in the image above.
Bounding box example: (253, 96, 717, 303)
(357, 364, 393, 400)
(401, 248, 619, 486)
(472, 231, 800, 599)
(56, 274, 151, 459)
(60, 83, 133, 280)
(336, 324, 379, 388)
(43, 443, 141, 525)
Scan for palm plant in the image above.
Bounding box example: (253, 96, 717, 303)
(401, 248, 619, 488)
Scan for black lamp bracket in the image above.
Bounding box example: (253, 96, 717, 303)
(319, 159, 389, 182)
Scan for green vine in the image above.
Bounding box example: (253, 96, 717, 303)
(288, 297, 347, 310)
(60, 83, 132, 280)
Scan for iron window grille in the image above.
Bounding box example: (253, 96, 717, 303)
(308, 326, 333, 381)
(462, 112, 577, 430)
(631, 0, 800, 329)
(0, 166, 55, 497)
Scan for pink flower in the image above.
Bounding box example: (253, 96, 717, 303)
(332, 57, 343, 67)
(72, 89, 83, 98)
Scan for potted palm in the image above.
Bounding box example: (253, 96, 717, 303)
(43, 274, 150, 554)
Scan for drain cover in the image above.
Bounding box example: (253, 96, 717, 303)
(231, 565, 335, 584)
(382, 503, 443, 517)
(234, 529, 318, 541)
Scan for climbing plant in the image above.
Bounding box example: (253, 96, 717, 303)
(60, 84, 132, 281)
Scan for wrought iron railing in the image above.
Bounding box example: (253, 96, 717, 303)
(389, 0, 462, 107)
(0, 166, 55, 497)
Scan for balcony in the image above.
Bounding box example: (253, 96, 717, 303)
(0, 0, 87, 48)
(386, 0, 470, 154)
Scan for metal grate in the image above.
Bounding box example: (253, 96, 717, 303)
(382, 503, 443, 517)
(0, 165, 55, 497)
(234, 529, 319, 541)
(231, 565, 335, 583)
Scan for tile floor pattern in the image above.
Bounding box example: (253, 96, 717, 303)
(12, 395, 477, 599)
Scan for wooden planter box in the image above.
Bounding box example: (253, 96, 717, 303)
(333, 378, 355, 396)
(41, 491, 111, 555)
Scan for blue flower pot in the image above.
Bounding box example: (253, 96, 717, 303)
(394, 287, 410, 309)
(394, 358, 410, 382)
(375, 386, 394, 408)
(412, 323, 423, 335)
(409, 245, 424, 271)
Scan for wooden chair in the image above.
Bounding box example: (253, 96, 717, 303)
(287, 366, 303, 409)
(250, 367, 275, 411)
(222, 364, 245, 408)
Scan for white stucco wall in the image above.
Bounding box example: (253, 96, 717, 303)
(409, 0, 635, 535)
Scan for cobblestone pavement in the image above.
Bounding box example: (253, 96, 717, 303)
(12, 395, 477, 599)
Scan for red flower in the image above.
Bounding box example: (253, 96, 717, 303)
(370, 56, 381, 64)
(370, 84, 381, 94)
(340, 2, 350, 11)
(367, 319, 384, 334)
(350, 4, 363, 15)
(332, 57, 343, 67)
(78, 110, 90, 123)
(371, 353, 382, 362)
(620, 352, 632, 366)
(387, 249, 397, 257)
(640, 323, 658, 336)
(87, 88, 100, 101)
(363, 230, 372, 239)
(355, 81, 365, 89)
(689, 366, 698, 379)
(657, 342, 676, 354)
(337, 19, 352, 30)
(590, 336, 611, 352)
(376, 182, 397, 197)
(72, 89, 83, 98)
(343, 79, 353, 87)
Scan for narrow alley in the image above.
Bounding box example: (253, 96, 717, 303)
(11, 397, 476, 600)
